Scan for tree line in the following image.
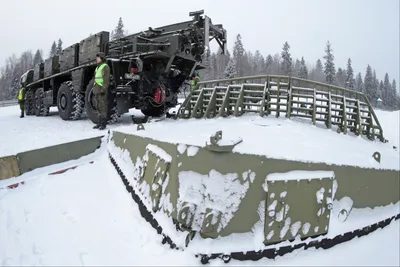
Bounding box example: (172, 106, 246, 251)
(0, 18, 127, 101)
(200, 34, 399, 110)
(1, 20, 398, 110)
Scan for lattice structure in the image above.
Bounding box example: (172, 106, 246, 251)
(177, 75, 385, 142)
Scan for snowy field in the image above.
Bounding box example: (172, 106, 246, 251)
(0, 104, 399, 266)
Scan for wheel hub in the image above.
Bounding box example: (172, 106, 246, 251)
(60, 94, 67, 110)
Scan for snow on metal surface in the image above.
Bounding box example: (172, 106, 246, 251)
(115, 113, 400, 170)
(146, 144, 172, 162)
(178, 169, 253, 232)
(267, 170, 335, 182)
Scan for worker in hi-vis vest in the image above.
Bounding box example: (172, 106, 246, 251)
(190, 73, 200, 90)
(17, 85, 25, 118)
(92, 52, 110, 130)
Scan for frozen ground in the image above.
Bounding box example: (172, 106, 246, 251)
(1, 144, 399, 266)
(0, 104, 399, 266)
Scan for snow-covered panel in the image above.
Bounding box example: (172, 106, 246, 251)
(146, 144, 172, 163)
(107, 138, 187, 247)
(267, 170, 335, 182)
(178, 169, 253, 232)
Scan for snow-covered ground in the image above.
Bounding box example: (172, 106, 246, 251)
(0, 103, 399, 266)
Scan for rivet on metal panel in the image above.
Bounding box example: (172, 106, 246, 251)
(205, 130, 243, 153)
(372, 152, 381, 163)
(137, 124, 145, 131)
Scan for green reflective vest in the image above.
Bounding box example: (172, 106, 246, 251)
(18, 87, 25, 101)
(191, 76, 200, 89)
(94, 63, 108, 86)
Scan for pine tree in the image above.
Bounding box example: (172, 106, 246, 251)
(323, 41, 336, 84)
(111, 17, 125, 40)
(355, 72, 364, 92)
(49, 41, 57, 57)
(33, 49, 43, 66)
(298, 57, 308, 79)
(364, 65, 376, 102)
(280, 41, 292, 76)
(336, 67, 346, 87)
(223, 58, 237, 79)
(293, 59, 301, 77)
(345, 58, 355, 90)
(232, 34, 245, 77)
(56, 39, 63, 55)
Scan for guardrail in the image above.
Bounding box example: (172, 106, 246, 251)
(0, 100, 18, 107)
(178, 75, 385, 142)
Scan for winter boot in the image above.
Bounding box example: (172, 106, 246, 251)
(93, 116, 101, 129)
(20, 111, 24, 118)
(98, 117, 107, 130)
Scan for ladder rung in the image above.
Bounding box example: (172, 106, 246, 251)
(243, 102, 262, 106)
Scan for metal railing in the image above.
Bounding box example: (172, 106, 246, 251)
(0, 100, 18, 107)
(178, 75, 385, 142)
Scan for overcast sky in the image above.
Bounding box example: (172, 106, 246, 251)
(1, 0, 399, 85)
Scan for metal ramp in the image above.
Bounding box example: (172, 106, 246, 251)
(178, 75, 385, 142)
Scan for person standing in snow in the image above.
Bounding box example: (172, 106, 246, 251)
(17, 85, 25, 118)
(190, 72, 200, 90)
(92, 52, 110, 130)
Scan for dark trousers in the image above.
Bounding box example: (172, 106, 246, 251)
(19, 101, 25, 117)
(94, 93, 108, 122)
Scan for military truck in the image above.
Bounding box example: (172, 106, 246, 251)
(19, 10, 227, 124)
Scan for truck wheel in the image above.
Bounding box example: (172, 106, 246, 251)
(34, 88, 49, 116)
(25, 90, 35, 116)
(85, 78, 119, 124)
(141, 104, 166, 117)
(57, 81, 84, 121)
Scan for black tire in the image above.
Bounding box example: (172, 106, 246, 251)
(84, 78, 119, 124)
(25, 90, 35, 116)
(57, 81, 84, 121)
(34, 88, 49, 116)
(141, 104, 166, 117)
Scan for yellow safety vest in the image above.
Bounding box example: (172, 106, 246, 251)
(18, 87, 25, 101)
(94, 63, 107, 86)
(191, 76, 200, 89)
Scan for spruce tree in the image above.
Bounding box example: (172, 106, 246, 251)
(364, 65, 376, 102)
(298, 57, 308, 79)
(111, 17, 125, 40)
(345, 58, 355, 90)
(392, 79, 397, 97)
(33, 49, 43, 66)
(323, 41, 336, 84)
(280, 41, 292, 76)
(265, 54, 273, 73)
(355, 72, 364, 92)
(383, 73, 390, 105)
(379, 80, 384, 100)
(49, 41, 57, 57)
(336, 67, 346, 87)
(56, 39, 63, 55)
(223, 58, 237, 79)
(232, 34, 245, 77)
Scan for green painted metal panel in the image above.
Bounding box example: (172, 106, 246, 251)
(17, 136, 102, 174)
